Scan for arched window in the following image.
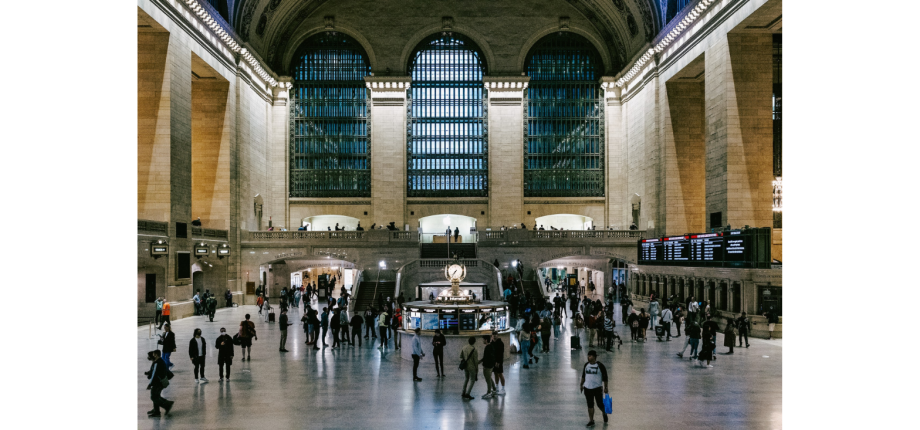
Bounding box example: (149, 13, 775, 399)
(289, 33, 371, 197)
(408, 33, 487, 197)
(524, 32, 604, 197)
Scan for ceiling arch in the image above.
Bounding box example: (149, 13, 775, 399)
(231, 0, 663, 76)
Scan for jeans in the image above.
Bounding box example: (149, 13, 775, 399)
(483, 367, 495, 393)
(553, 325, 561, 338)
(162, 352, 172, 367)
(365, 320, 374, 337)
(331, 328, 340, 347)
(392, 327, 401, 348)
(341, 324, 350, 341)
(689, 338, 699, 357)
(412, 354, 421, 378)
(738, 331, 749, 346)
(433, 349, 444, 375)
(463, 367, 477, 394)
(675, 320, 682, 336)
(193, 356, 205, 379)
(650, 315, 658, 329)
(521, 340, 531, 365)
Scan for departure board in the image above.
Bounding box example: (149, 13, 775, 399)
(637, 228, 771, 268)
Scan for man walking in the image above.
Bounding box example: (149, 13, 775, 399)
(279, 309, 293, 352)
(480, 335, 497, 399)
(648, 297, 660, 331)
(206, 295, 217, 322)
(330, 308, 342, 349)
(764, 307, 779, 340)
(378, 307, 389, 348)
(320, 307, 330, 347)
(144, 350, 174, 417)
(736, 312, 751, 347)
(658, 306, 673, 341)
(411, 327, 425, 381)
(239, 314, 257, 361)
(188, 328, 208, 383)
(579, 350, 609, 427)
(460, 336, 480, 399)
(216, 327, 234, 381)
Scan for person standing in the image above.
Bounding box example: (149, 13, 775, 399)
(339, 306, 350, 344)
(364, 306, 377, 339)
(309, 309, 321, 350)
(320, 307, 330, 347)
(294, 288, 301, 310)
(330, 308, 342, 349)
(579, 350, 609, 427)
(736, 312, 751, 347)
(432, 329, 447, 377)
(239, 314, 257, 361)
(460, 336, 480, 399)
(144, 350, 174, 417)
(224, 289, 233, 308)
(673, 306, 683, 338)
(378, 307, 389, 348)
(723, 319, 737, 354)
(215, 327, 234, 381)
(764, 307, 779, 340)
(602, 310, 615, 352)
(188, 328, 208, 383)
(302, 311, 311, 344)
(160, 324, 176, 368)
(540, 312, 552, 353)
(519, 323, 533, 369)
(350, 312, 363, 347)
(279, 309, 293, 352)
(391, 308, 403, 350)
(411, 327, 425, 381)
(154, 297, 164, 328)
(193, 290, 201, 316)
(158, 300, 171, 330)
(648, 297, 660, 331)
(585, 309, 598, 348)
(658, 306, 673, 342)
(480, 335, 497, 399)
(491, 331, 506, 395)
(453, 226, 460, 243)
(553, 311, 562, 340)
(687, 297, 699, 324)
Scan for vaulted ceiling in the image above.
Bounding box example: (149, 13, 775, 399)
(227, 0, 668, 76)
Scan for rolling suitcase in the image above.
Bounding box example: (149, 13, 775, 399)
(570, 334, 581, 350)
(655, 325, 665, 337)
(268, 310, 276, 323)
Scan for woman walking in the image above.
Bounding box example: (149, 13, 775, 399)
(638, 309, 650, 342)
(698, 332, 715, 367)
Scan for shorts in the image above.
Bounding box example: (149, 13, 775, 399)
(768, 323, 776, 331)
(583, 386, 604, 409)
(241, 337, 252, 347)
(493, 363, 504, 374)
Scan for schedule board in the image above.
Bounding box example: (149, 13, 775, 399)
(637, 228, 771, 268)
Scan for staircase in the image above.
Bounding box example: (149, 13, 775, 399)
(420, 243, 476, 259)
(521, 280, 544, 299)
(354, 281, 394, 312)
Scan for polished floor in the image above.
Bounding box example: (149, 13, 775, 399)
(138, 302, 782, 429)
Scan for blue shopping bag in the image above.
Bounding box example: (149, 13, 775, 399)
(603, 393, 613, 414)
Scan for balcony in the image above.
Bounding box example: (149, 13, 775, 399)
(477, 229, 644, 245)
(240, 229, 419, 246)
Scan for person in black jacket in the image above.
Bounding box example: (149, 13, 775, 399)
(350, 312, 363, 347)
(224, 289, 233, 308)
(364, 306, 377, 339)
(145, 350, 174, 417)
(216, 328, 234, 381)
(188, 328, 208, 383)
(330, 308, 342, 349)
(279, 309, 293, 352)
(160, 324, 176, 369)
(432, 329, 447, 377)
(736, 312, 751, 347)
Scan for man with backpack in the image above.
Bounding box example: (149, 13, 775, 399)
(239, 314, 257, 361)
(206, 295, 217, 322)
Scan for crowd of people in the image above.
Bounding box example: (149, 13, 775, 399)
(144, 276, 775, 426)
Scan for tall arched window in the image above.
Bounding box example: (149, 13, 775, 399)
(408, 33, 487, 197)
(290, 33, 371, 197)
(524, 32, 604, 197)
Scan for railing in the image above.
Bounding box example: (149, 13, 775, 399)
(530, 230, 642, 239)
(191, 227, 229, 239)
(391, 231, 417, 241)
(248, 231, 365, 240)
(418, 232, 476, 244)
(138, 219, 168, 235)
(479, 231, 505, 240)
(419, 259, 478, 268)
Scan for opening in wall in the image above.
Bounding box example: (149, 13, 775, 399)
(709, 212, 722, 229)
(177, 252, 191, 279)
(176, 222, 187, 238)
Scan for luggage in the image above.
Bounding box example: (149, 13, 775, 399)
(570, 335, 581, 350)
(655, 325, 665, 337)
(268, 311, 276, 323)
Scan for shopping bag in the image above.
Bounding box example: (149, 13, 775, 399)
(603, 393, 613, 414)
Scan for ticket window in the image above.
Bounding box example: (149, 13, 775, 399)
(407, 311, 421, 330)
(459, 312, 477, 331)
(439, 311, 458, 334)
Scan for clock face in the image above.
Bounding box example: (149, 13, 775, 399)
(447, 264, 464, 280)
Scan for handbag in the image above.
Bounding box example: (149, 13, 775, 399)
(603, 393, 613, 414)
(459, 350, 468, 370)
(233, 333, 242, 346)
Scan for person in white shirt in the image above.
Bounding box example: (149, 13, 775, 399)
(659, 307, 673, 341)
(411, 328, 425, 381)
(580, 350, 609, 427)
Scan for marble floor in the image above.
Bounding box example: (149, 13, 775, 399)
(138, 303, 782, 429)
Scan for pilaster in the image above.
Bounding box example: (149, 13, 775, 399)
(484, 76, 529, 228)
(270, 79, 292, 228)
(365, 76, 411, 228)
(601, 78, 628, 229)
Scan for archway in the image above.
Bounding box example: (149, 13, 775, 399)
(418, 214, 477, 243)
(534, 214, 594, 231)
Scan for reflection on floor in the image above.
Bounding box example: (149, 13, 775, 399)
(138, 304, 782, 428)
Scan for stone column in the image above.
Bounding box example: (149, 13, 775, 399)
(705, 34, 773, 230)
(365, 77, 410, 228)
(602, 79, 628, 229)
(484, 77, 529, 228)
(269, 79, 292, 229)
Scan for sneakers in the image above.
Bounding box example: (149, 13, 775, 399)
(195, 378, 199, 383)
(481, 392, 493, 399)
(523, 365, 530, 369)
(534, 356, 539, 363)
(199, 377, 209, 382)
(496, 388, 506, 395)
(414, 377, 423, 381)
(219, 378, 224, 382)
(586, 421, 595, 427)
(707, 365, 714, 368)
(676, 353, 683, 358)
(462, 393, 474, 399)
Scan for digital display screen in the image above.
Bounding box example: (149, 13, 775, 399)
(218, 249, 230, 255)
(459, 313, 476, 331)
(638, 228, 770, 268)
(152, 247, 168, 255)
(195, 248, 209, 255)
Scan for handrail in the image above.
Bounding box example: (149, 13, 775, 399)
(138, 219, 168, 235)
